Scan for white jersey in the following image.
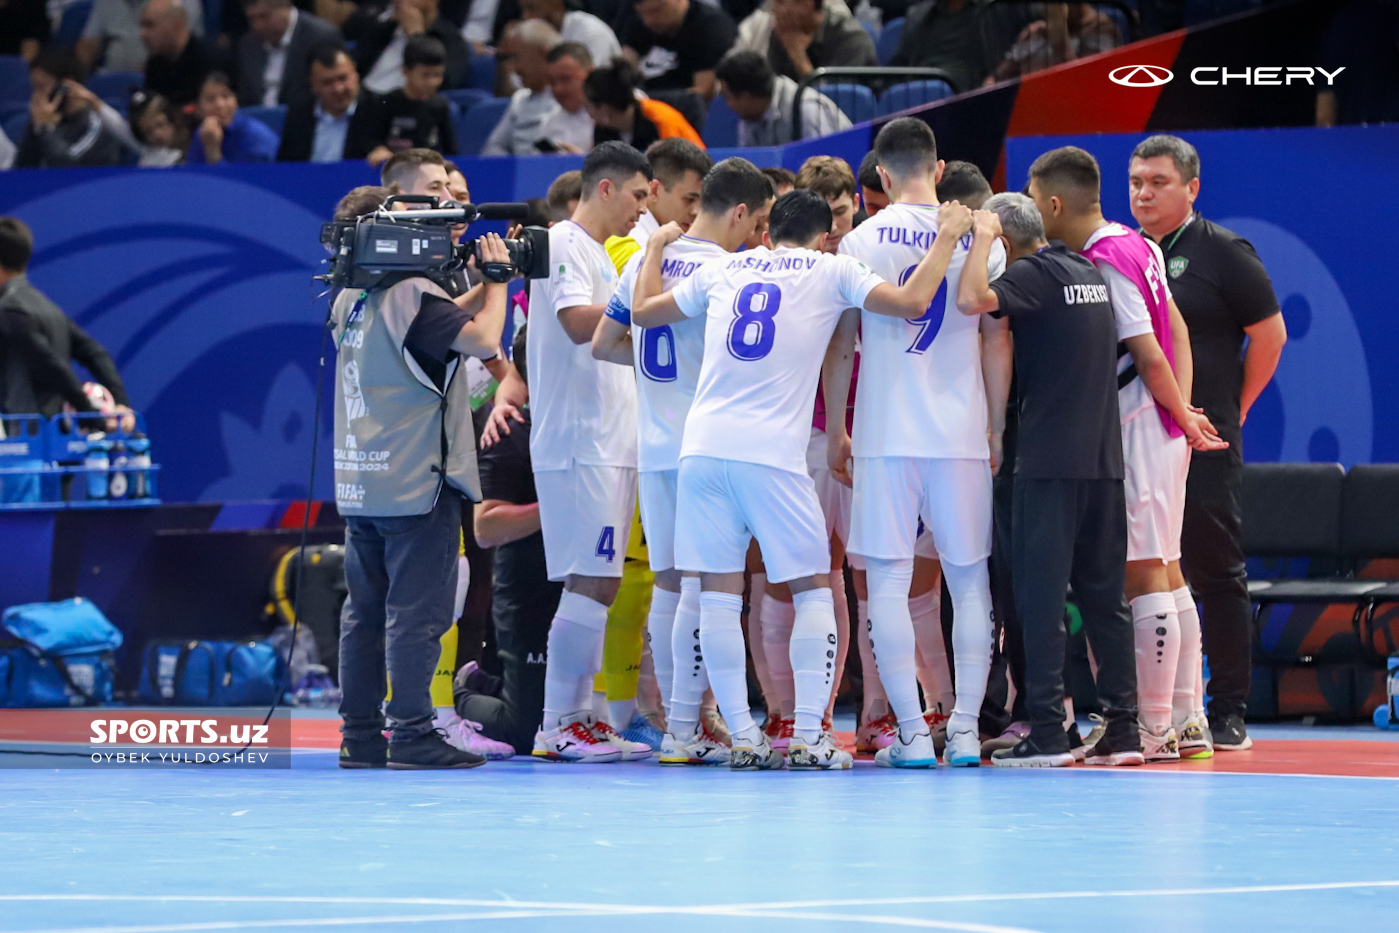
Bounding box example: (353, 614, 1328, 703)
(839, 201, 1007, 459)
(1083, 223, 1166, 426)
(527, 219, 638, 471)
(673, 246, 884, 475)
(608, 234, 727, 473)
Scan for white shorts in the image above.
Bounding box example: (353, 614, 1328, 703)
(807, 428, 863, 571)
(849, 456, 993, 567)
(675, 456, 830, 585)
(534, 464, 637, 582)
(638, 469, 679, 573)
(914, 528, 939, 561)
(1122, 411, 1190, 563)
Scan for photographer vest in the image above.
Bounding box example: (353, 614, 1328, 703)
(331, 279, 482, 517)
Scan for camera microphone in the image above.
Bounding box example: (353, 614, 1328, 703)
(473, 203, 532, 222)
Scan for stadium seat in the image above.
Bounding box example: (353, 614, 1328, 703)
(702, 93, 739, 149)
(876, 79, 954, 117)
(2, 111, 27, 144)
(469, 54, 498, 92)
(242, 104, 287, 137)
(859, 17, 878, 43)
(442, 88, 489, 114)
(1184, 0, 1262, 26)
(876, 17, 904, 66)
(55, 1, 94, 47)
(86, 71, 144, 101)
(0, 55, 30, 104)
(456, 96, 510, 155)
(814, 82, 876, 126)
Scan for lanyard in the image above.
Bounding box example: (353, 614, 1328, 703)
(338, 291, 367, 348)
(1162, 215, 1193, 253)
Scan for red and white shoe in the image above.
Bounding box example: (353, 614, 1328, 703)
(532, 711, 622, 763)
(768, 717, 794, 754)
(856, 713, 899, 754)
(590, 717, 653, 761)
(924, 707, 950, 754)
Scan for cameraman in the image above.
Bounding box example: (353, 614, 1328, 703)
(330, 184, 513, 770)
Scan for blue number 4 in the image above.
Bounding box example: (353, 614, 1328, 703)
(898, 265, 948, 355)
(596, 526, 616, 562)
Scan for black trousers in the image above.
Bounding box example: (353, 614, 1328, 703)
(1013, 478, 1137, 750)
(1180, 456, 1252, 718)
(986, 466, 1024, 727)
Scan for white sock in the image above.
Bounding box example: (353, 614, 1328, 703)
(944, 560, 994, 737)
(608, 698, 636, 728)
(760, 593, 795, 717)
(909, 588, 954, 716)
(746, 572, 773, 711)
(645, 585, 681, 720)
(1131, 591, 1181, 735)
(865, 558, 924, 739)
(541, 591, 609, 728)
(669, 577, 707, 736)
(1172, 586, 1203, 724)
(827, 569, 850, 720)
(790, 587, 837, 741)
(856, 597, 890, 718)
(697, 590, 755, 738)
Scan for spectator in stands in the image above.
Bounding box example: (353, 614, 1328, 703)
(221, 0, 314, 43)
(186, 71, 279, 162)
(714, 50, 849, 146)
(546, 168, 583, 221)
(365, 35, 458, 166)
(1316, 0, 1399, 127)
(277, 43, 379, 162)
(984, 3, 1121, 85)
(762, 164, 794, 196)
(15, 51, 130, 169)
(0, 0, 50, 61)
(856, 150, 887, 216)
(129, 92, 190, 165)
(520, 0, 621, 68)
(794, 153, 856, 251)
(543, 43, 598, 154)
(482, 19, 564, 156)
(584, 60, 703, 150)
(936, 159, 992, 207)
(236, 0, 340, 107)
(80, 0, 204, 75)
(141, 0, 233, 107)
(889, 0, 1029, 95)
(618, 0, 736, 99)
(0, 217, 133, 422)
(734, 0, 875, 82)
(352, 0, 472, 94)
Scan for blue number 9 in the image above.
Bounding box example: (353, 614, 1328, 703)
(726, 283, 781, 361)
(898, 264, 947, 355)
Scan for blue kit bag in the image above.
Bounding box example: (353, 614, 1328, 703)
(138, 640, 281, 706)
(0, 598, 123, 707)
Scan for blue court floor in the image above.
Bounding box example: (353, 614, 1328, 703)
(2, 725, 1397, 933)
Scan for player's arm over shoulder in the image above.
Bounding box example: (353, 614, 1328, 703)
(634, 255, 713, 328)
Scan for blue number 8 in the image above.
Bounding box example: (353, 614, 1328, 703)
(726, 283, 781, 361)
(897, 264, 948, 355)
(640, 325, 677, 382)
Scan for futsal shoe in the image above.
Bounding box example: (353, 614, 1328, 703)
(856, 713, 899, 754)
(981, 721, 1028, 756)
(943, 730, 982, 767)
(990, 735, 1074, 768)
(1080, 713, 1107, 754)
(620, 711, 665, 750)
(659, 726, 731, 766)
(874, 730, 937, 768)
(1082, 730, 1145, 767)
(788, 732, 854, 770)
(768, 717, 794, 754)
(1140, 724, 1181, 763)
(1067, 722, 1087, 762)
(338, 734, 388, 769)
(590, 718, 653, 761)
(730, 733, 786, 771)
(387, 729, 487, 770)
(532, 711, 623, 763)
(1209, 712, 1253, 751)
(1176, 713, 1215, 759)
(701, 704, 732, 746)
(437, 711, 515, 760)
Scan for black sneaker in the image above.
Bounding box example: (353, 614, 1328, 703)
(1066, 721, 1086, 762)
(990, 735, 1074, 768)
(1082, 729, 1145, 767)
(1208, 712, 1253, 751)
(339, 734, 388, 769)
(387, 729, 487, 770)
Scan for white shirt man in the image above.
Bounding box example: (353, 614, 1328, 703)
(261, 6, 298, 106)
(481, 86, 562, 155)
(738, 74, 849, 147)
(560, 10, 622, 66)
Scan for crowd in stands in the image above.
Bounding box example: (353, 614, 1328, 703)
(0, 0, 1392, 171)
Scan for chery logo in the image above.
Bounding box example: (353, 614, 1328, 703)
(1109, 65, 1173, 87)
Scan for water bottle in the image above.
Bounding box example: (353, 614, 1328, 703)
(84, 432, 110, 501)
(128, 433, 152, 499)
(108, 439, 129, 499)
(1383, 656, 1399, 730)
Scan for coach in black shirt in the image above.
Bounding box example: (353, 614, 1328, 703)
(958, 194, 1140, 767)
(1130, 135, 1285, 751)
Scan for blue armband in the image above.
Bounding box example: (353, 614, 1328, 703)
(604, 295, 631, 326)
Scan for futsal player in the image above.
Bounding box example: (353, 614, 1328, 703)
(1026, 147, 1227, 763)
(593, 157, 776, 765)
(833, 118, 1011, 768)
(528, 142, 655, 763)
(632, 190, 973, 771)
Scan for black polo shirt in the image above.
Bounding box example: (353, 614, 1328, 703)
(989, 243, 1122, 481)
(1151, 213, 1280, 466)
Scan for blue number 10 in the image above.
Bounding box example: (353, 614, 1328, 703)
(898, 264, 947, 355)
(726, 283, 782, 361)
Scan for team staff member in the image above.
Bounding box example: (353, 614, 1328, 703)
(957, 195, 1139, 768)
(1129, 135, 1286, 752)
